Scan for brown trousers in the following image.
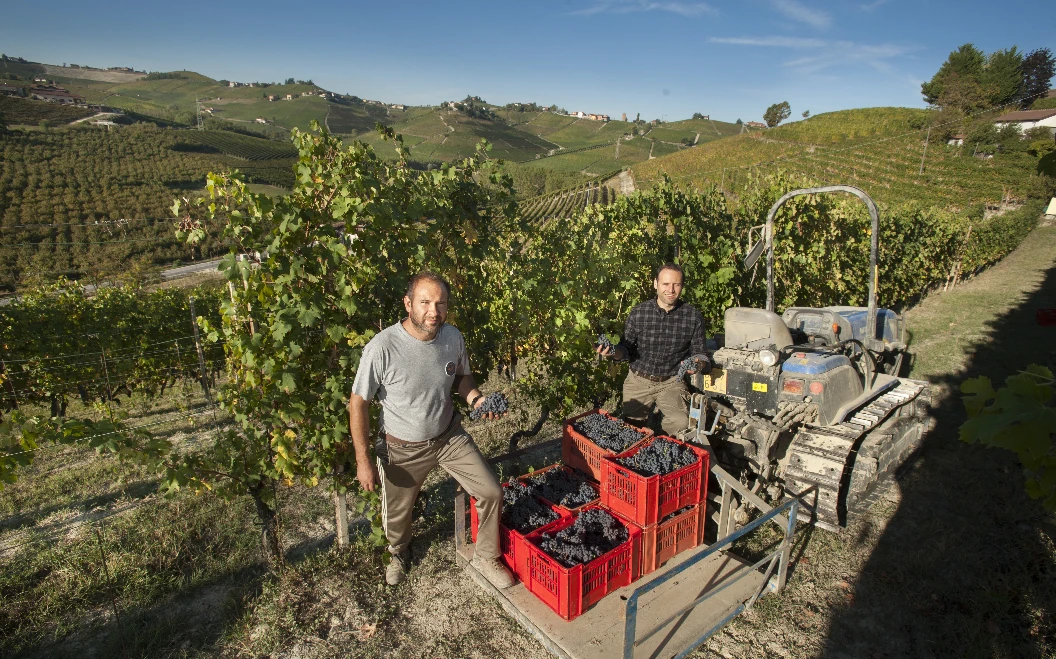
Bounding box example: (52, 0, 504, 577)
(622, 369, 690, 437)
(377, 416, 502, 560)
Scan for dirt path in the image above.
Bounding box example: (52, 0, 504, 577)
(618, 170, 636, 194)
(69, 112, 119, 125)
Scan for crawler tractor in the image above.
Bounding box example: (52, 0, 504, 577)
(685, 186, 931, 531)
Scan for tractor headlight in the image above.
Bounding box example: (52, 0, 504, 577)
(758, 348, 778, 367)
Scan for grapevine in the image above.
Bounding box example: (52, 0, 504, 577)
(572, 413, 648, 452)
(537, 508, 628, 568)
(616, 437, 698, 477)
(468, 392, 509, 421)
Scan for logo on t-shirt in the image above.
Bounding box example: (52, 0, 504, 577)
(445, 361, 456, 376)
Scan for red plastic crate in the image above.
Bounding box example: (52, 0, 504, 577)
(562, 409, 653, 482)
(523, 506, 642, 621)
(640, 504, 700, 575)
(600, 435, 710, 527)
(518, 464, 600, 513)
(470, 487, 569, 583)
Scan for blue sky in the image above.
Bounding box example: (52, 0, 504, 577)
(2, 0, 1052, 122)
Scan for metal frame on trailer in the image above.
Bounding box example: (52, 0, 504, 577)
(454, 436, 804, 659)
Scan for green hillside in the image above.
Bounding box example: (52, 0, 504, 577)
(0, 124, 295, 292)
(632, 107, 1049, 209)
(37, 66, 397, 135)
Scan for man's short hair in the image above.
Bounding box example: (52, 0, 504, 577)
(405, 271, 451, 300)
(654, 263, 684, 282)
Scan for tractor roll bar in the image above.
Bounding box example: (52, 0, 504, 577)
(758, 185, 880, 349)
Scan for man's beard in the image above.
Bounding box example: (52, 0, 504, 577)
(409, 314, 444, 339)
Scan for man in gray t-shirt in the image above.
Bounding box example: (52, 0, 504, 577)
(348, 272, 513, 589)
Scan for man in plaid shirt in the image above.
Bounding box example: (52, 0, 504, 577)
(596, 263, 708, 436)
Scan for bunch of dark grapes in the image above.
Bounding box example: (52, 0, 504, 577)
(572, 413, 647, 452)
(501, 479, 560, 533)
(616, 438, 699, 477)
(526, 468, 598, 509)
(469, 392, 509, 421)
(595, 335, 617, 354)
(677, 353, 712, 379)
(537, 508, 629, 568)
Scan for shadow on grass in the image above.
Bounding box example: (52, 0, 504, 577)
(18, 564, 266, 659)
(819, 262, 1056, 658)
(0, 478, 159, 534)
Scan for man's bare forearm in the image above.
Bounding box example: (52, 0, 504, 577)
(456, 372, 482, 405)
(348, 394, 373, 461)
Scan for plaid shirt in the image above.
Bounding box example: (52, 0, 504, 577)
(618, 299, 706, 378)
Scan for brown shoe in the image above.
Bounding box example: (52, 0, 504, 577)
(472, 556, 515, 589)
(385, 550, 409, 586)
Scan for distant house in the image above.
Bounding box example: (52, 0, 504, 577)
(745, 121, 767, 129)
(391, 103, 405, 110)
(255, 117, 267, 124)
(947, 133, 966, 146)
(30, 86, 84, 104)
(993, 109, 1056, 132)
(286, 94, 294, 101)
(586, 113, 609, 122)
(0, 83, 23, 97)
(366, 99, 384, 106)
(107, 67, 133, 72)
(267, 95, 277, 101)
(33, 77, 49, 83)
(229, 81, 245, 88)
(571, 111, 585, 118)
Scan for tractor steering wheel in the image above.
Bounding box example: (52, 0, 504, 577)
(841, 339, 875, 389)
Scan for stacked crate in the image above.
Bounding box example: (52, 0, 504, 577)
(600, 435, 709, 575)
(470, 408, 710, 621)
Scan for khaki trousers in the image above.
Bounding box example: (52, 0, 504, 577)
(622, 369, 689, 437)
(377, 417, 502, 560)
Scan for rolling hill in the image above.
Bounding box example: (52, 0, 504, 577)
(631, 107, 1046, 210)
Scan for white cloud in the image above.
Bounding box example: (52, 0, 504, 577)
(859, 0, 891, 10)
(770, 0, 832, 29)
(709, 35, 915, 75)
(572, 1, 717, 17)
(708, 36, 827, 48)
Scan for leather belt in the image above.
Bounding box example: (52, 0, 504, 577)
(384, 414, 459, 446)
(632, 369, 671, 383)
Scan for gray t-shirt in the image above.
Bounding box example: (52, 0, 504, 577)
(351, 321, 469, 442)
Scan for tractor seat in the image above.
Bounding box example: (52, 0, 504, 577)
(723, 307, 794, 351)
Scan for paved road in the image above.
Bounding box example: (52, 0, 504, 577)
(0, 258, 224, 305)
(159, 258, 224, 281)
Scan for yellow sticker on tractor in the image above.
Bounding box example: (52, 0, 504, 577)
(752, 382, 768, 392)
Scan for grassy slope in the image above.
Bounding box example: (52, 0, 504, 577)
(44, 69, 386, 134)
(632, 107, 1044, 208)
